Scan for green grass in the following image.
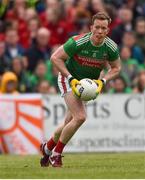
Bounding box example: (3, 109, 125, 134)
(0, 153, 145, 179)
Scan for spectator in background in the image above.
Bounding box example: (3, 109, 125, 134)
(37, 80, 57, 94)
(26, 0, 39, 8)
(72, 0, 91, 35)
(61, 0, 91, 37)
(19, 8, 38, 48)
(125, 0, 143, 20)
(29, 61, 55, 92)
(111, 6, 133, 45)
(77, 22, 90, 34)
(0, 0, 8, 33)
(90, 0, 105, 14)
(120, 46, 139, 85)
(135, 17, 145, 56)
(121, 31, 144, 64)
(11, 56, 31, 93)
(25, 8, 38, 22)
(76, 0, 90, 9)
(45, 45, 59, 93)
(74, 0, 90, 16)
(109, 75, 132, 93)
(40, 8, 68, 46)
(133, 68, 145, 93)
(27, 17, 40, 46)
(0, 39, 10, 74)
(5, 0, 28, 48)
(0, 0, 145, 95)
(27, 0, 44, 14)
(25, 27, 51, 73)
(5, 0, 26, 21)
(6, 2, 39, 49)
(103, 0, 124, 9)
(105, 4, 122, 36)
(45, 0, 61, 11)
(5, 28, 25, 60)
(46, 60, 59, 93)
(39, 0, 61, 23)
(0, 71, 19, 94)
(62, 0, 76, 23)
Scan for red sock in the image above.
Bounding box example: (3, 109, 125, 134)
(54, 140, 66, 154)
(47, 137, 57, 151)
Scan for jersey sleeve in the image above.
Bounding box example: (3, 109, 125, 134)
(63, 37, 77, 57)
(108, 46, 120, 61)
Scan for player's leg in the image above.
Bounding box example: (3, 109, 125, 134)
(59, 92, 86, 144)
(48, 71, 73, 144)
(45, 72, 73, 152)
(50, 91, 86, 167)
(40, 110, 72, 167)
(53, 110, 73, 142)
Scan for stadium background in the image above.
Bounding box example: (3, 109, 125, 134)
(0, 0, 145, 95)
(0, 0, 145, 178)
(0, 0, 145, 152)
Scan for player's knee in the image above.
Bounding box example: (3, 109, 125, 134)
(76, 113, 86, 125)
(64, 117, 72, 125)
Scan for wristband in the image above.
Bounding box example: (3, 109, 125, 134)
(67, 74, 74, 83)
(101, 78, 107, 85)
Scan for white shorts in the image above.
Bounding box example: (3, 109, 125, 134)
(58, 72, 72, 97)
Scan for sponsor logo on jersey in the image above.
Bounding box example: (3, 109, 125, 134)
(74, 55, 107, 69)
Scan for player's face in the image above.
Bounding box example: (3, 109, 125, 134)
(90, 19, 109, 44)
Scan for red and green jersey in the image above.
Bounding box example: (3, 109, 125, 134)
(63, 32, 120, 80)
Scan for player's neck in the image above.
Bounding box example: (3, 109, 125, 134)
(90, 34, 104, 47)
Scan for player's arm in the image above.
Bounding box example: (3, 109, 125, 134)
(102, 58, 121, 82)
(99, 62, 110, 79)
(50, 44, 81, 97)
(94, 58, 121, 94)
(50, 45, 70, 77)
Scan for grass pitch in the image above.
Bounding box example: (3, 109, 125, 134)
(0, 153, 145, 179)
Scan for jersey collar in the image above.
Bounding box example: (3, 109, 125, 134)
(90, 33, 105, 47)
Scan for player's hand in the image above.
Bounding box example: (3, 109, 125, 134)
(67, 75, 81, 97)
(93, 79, 106, 95)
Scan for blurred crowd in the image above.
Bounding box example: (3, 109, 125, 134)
(0, 0, 145, 95)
